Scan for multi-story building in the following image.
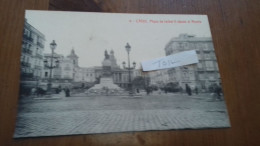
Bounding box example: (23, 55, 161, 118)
(42, 53, 64, 79)
(21, 19, 45, 81)
(148, 69, 169, 87)
(81, 67, 96, 82)
(164, 33, 220, 91)
(41, 49, 139, 89)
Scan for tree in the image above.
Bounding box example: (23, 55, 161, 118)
(164, 82, 180, 93)
(132, 76, 150, 89)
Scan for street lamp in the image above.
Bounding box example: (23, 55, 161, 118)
(44, 40, 59, 94)
(122, 43, 136, 95)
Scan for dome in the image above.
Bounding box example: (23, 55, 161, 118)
(102, 59, 112, 66)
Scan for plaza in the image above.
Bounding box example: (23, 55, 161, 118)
(14, 93, 230, 138)
(16, 15, 229, 138)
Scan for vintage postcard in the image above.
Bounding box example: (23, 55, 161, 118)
(14, 11, 230, 138)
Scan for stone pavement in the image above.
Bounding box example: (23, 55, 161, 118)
(14, 93, 230, 138)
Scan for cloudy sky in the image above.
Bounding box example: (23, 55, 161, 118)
(25, 10, 212, 68)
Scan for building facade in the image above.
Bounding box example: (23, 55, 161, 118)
(21, 19, 45, 81)
(148, 69, 169, 87)
(41, 49, 139, 89)
(164, 34, 220, 91)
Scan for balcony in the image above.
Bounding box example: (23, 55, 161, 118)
(196, 68, 204, 71)
(21, 61, 31, 67)
(34, 65, 42, 70)
(37, 42, 44, 48)
(21, 72, 33, 78)
(22, 48, 32, 55)
(53, 75, 61, 79)
(209, 77, 216, 81)
(206, 67, 215, 71)
(23, 34, 34, 43)
(35, 53, 43, 59)
(204, 57, 212, 60)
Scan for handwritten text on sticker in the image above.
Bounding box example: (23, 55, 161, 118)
(141, 50, 199, 71)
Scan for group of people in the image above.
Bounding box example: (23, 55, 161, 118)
(30, 86, 71, 97)
(185, 83, 223, 100)
(30, 87, 46, 96)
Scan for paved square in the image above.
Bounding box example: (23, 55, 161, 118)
(14, 93, 230, 138)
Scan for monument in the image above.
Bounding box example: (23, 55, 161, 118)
(86, 50, 124, 95)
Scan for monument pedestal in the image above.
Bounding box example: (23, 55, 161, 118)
(86, 77, 126, 96)
(90, 77, 121, 90)
(86, 50, 127, 96)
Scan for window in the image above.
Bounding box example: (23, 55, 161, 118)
(45, 72, 48, 77)
(209, 76, 215, 80)
(205, 53, 211, 59)
(179, 42, 185, 50)
(205, 61, 214, 68)
(64, 64, 71, 70)
(199, 73, 204, 80)
(198, 63, 203, 68)
(197, 53, 202, 60)
(26, 57, 30, 63)
(216, 63, 219, 70)
(207, 43, 214, 50)
(21, 56, 25, 62)
(24, 29, 30, 36)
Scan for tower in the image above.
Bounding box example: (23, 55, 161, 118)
(67, 48, 79, 67)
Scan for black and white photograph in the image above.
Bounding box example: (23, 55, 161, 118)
(14, 10, 230, 138)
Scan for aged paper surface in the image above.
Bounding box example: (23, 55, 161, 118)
(14, 11, 230, 138)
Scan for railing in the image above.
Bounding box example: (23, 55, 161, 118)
(34, 65, 42, 70)
(196, 68, 204, 71)
(23, 34, 34, 42)
(53, 75, 61, 78)
(21, 61, 31, 67)
(37, 42, 44, 48)
(22, 48, 32, 55)
(21, 72, 33, 78)
(208, 77, 216, 81)
(35, 53, 43, 59)
(206, 67, 215, 71)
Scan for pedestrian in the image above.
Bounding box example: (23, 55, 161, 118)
(185, 84, 192, 96)
(214, 84, 222, 100)
(194, 86, 198, 95)
(164, 88, 168, 94)
(65, 87, 70, 97)
(146, 87, 150, 95)
(179, 87, 183, 94)
(31, 87, 36, 96)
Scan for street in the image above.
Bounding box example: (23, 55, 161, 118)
(14, 93, 230, 138)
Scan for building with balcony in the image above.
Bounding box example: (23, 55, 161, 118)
(148, 69, 169, 87)
(164, 34, 221, 91)
(21, 19, 45, 81)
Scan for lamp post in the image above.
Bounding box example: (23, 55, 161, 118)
(122, 43, 136, 95)
(44, 40, 59, 94)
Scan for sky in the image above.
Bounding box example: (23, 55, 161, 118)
(25, 10, 212, 68)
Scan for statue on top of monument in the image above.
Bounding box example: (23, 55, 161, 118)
(104, 50, 110, 59)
